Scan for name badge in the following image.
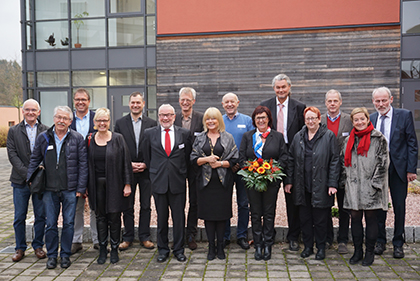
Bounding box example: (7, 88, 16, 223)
(237, 124, 246, 128)
(342, 132, 349, 137)
(47, 145, 54, 150)
(178, 143, 185, 149)
(194, 132, 201, 136)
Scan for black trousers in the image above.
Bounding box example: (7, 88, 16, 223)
(284, 189, 301, 242)
(153, 190, 186, 255)
(377, 163, 407, 247)
(186, 167, 198, 239)
(299, 192, 329, 250)
(247, 183, 280, 247)
(351, 209, 378, 252)
(95, 178, 121, 249)
(122, 173, 152, 242)
(327, 188, 350, 244)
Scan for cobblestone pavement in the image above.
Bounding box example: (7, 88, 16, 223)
(1, 147, 420, 280)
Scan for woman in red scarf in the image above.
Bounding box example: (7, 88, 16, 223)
(342, 107, 389, 266)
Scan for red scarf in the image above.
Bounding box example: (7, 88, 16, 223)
(344, 122, 374, 167)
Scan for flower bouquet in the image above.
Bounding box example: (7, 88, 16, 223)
(237, 158, 286, 192)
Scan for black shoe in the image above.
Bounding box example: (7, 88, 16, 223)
(97, 246, 107, 264)
(110, 248, 119, 264)
(349, 249, 363, 264)
(393, 246, 404, 259)
(362, 251, 374, 266)
(157, 253, 169, 263)
(237, 238, 250, 250)
(60, 257, 71, 268)
(300, 247, 314, 258)
(374, 242, 386, 255)
(289, 240, 300, 251)
(217, 243, 225, 260)
(46, 257, 57, 269)
(263, 245, 272, 261)
(254, 246, 263, 260)
(175, 253, 186, 262)
(315, 248, 325, 260)
(207, 243, 216, 260)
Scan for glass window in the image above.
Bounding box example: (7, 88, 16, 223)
(108, 17, 144, 46)
(415, 90, 420, 102)
(39, 91, 68, 126)
(26, 0, 33, 21)
(36, 21, 68, 50)
(28, 89, 34, 99)
(415, 109, 420, 121)
(147, 86, 156, 119)
(110, 0, 141, 13)
(27, 72, 34, 87)
(146, 0, 156, 14)
(72, 87, 107, 109)
(73, 70, 107, 86)
(37, 71, 70, 87)
(71, 0, 105, 18)
(402, 1, 420, 34)
(35, 0, 67, 20)
(71, 19, 105, 48)
(109, 69, 145, 85)
(147, 68, 156, 84)
(26, 22, 33, 50)
(146, 16, 155, 45)
(402, 60, 420, 79)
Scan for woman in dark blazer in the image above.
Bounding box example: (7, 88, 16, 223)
(239, 105, 288, 261)
(86, 108, 132, 264)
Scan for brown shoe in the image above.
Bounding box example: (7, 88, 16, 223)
(119, 241, 132, 251)
(12, 249, 25, 262)
(140, 240, 155, 249)
(35, 248, 47, 259)
(187, 236, 197, 250)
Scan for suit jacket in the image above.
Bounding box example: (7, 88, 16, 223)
(370, 108, 418, 182)
(70, 110, 96, 134)
(260, 97, 306, 143)
(142, 125, 192, 194)
(7, 120, 49, 185)
(321, 112, 353, 150)
(174, 110, 204, 140)
(114, 113, 157, 163)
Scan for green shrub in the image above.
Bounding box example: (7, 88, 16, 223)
(0, 127, 8, 147)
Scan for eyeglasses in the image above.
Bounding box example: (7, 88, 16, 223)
(23, 108, 39, 112)
(95, 119, 109, 123)
(74, 98, 89, 102)
(54, 115, 71, 121)
(255, 116, 268, 121)
(305, 117, 319, 122)
(158, 113, 174, 118)
(180, 99, 193, 103)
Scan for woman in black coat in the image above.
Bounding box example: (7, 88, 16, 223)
(284, 106, 340, 261)
(86, 108, 132, 264)
(239, 105, 288, 261)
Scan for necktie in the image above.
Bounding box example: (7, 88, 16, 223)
(164, 129, 171, 156)
(277, 104, 284, 133)
(380, 115, 386, 135)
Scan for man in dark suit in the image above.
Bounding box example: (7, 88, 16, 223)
(142, 104, 192, 263)
(7, 99, 48, 262)
(174, 87, 204, 250)
(260, 73, 306, 251)
(370, 87, 418, 259)
(320, 89, 353, 254)
(114, 92, 157, 251)
(69, 88, 98, 254)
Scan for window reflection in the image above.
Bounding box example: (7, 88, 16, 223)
(109, 69, 145, 85)
(71, 19, 105, 48)
(110, 0, 141, 13)
(109, 17, 144, 46)
(73, 87, 107, 109)
(26, 23, 33, 50)
(402, 60, 420, 79)
(36, 21, 68, 49)
(71, 0, 105, 17)
(73, 70, 107, 86)
(402, 1, 420, 34)
(147, 69, 156, 84)
(37, 72, 69, 87)
(40, 91, 68, 126)
(146, 0, 156, 14)
(27, 73, 34, 87)
(146, 16, 156, 45)
(35, 0, 67, 20)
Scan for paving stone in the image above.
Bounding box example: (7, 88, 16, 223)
(203, 270, 225, 278)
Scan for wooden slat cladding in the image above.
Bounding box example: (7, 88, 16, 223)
(156, 28, 400, 117)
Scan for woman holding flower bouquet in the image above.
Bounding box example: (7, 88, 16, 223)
(190, 107, 238, 260)
(238, 105, 288, 261)
(284, 106, 340, 260)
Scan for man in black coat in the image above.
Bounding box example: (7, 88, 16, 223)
(260, 73, 306, 251)
(142, 104, 192, 263)
(114, 92, 157, 251)
(174, 87, 204, 250)
(7, 99, 48, 262)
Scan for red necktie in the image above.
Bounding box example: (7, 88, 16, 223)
(165, 129, 171, 156)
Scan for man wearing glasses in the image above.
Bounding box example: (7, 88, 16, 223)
(27, 106, 88, 269)
(69, 88, 98, 254)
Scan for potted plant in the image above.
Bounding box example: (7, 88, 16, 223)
(73, 11, 89, 48)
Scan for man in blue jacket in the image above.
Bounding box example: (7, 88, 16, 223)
(27, 106, 88, 269)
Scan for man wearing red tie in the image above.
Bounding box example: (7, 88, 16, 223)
(142, 104, 192, 263)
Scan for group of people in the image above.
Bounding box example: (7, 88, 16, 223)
(6, 74, 418, 269)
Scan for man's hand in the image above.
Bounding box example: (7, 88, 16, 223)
(328, 187, 337, 196)
(284, 184, 292, 193)
(123, 184, 131, 197)
(231, 163, 240, 173)
(407, 172, 417, 182)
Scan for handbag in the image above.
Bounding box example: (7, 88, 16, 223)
(28, 164, 46, 199)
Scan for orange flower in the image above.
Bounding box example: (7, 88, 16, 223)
(272, 166, 280, 172)
(248, 165, 254, 171)
(262, 162, 271, 170)
(257, 167, 265, 174)
(253, 161, 260, 168)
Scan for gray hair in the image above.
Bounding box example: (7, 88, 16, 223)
(22, 99, 40, 111)
(222, 92, 239, 102)
(325, 89, 342, 101)
(54, 106, 73, 121)
(158, 104, 175, 114)
(272, 74, 292, 88)
(372, 87, 392, 99)
(179, 87, 196, 100)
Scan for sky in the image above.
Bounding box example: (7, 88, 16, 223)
(0, 1, 22, 63)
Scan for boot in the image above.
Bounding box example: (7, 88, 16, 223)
(350, 233, 364, 265)
(217, 242, 225, 260)
(207, 242, 216, 261)
(254, 245, 263, 261)
(97, 245, 107, 264)
(110, 248, 119, 264)
(263, 245, 272, 261)
(362, 251, 374, 266)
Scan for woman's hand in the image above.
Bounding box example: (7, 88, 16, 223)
(284, 184, 292, 193)
(210, 161, 222, 169)
(328, 187, 337, 196)
(123, 184, 131, 197)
